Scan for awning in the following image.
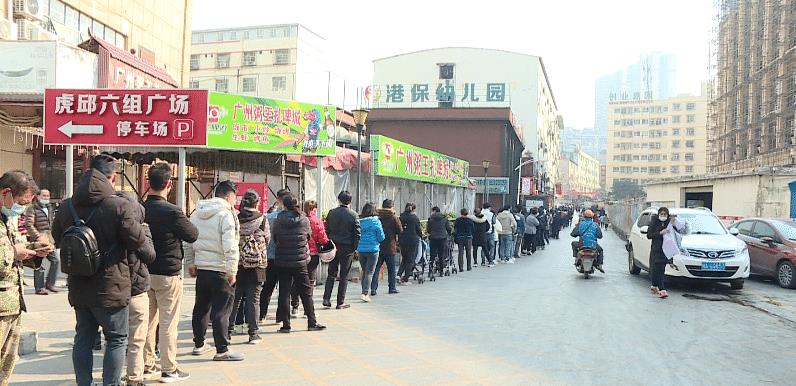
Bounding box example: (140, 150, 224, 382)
(288, 146, 371, 172)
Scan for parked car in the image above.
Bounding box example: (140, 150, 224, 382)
(729, 218, 796, 289)
(626, 207, 750, 289)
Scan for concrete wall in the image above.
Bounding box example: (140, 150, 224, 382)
(0, 127, 33, 175)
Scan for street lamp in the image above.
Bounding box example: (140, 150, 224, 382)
(482, 160, 491, 207)
(352, 108, 369, 210)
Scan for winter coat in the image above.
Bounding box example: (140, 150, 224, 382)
(265, 207, 283, 260)
(271, 210, 311, 268)
(377, 208, 402, 256)
(482, 209, 498, 241)
(306, 209, 330, 256)
(238, 207, 269, 282)
(647, 217, 680, 263)
(537, 213, 549, 230)
(453, 217, 474, 242)
(398, 211, 423, 247)
(117, 193, 156, 297)
(326, 205, 360, 248)
(496, 211, 517, 235)
(0, 213, 32, 316)
(143, 195, 198, 276)
(183, 197, 240, 276)
(427, 212, 453, 240)
(515, 213, 526, 235)
(357, 216, 385, 254)
(23, 200, 54, 243)
(471, 214, 491, 246)
(524, 215, 540, 235)
(570, 218, 603, 244)
(52, 169, 149, 308)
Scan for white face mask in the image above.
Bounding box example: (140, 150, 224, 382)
(658, 215, 668, 222)
(39, 199, 50, 205)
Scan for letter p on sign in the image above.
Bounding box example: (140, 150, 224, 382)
(173, 119, 194, 140)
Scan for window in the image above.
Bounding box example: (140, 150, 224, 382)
(439, 64, 455, 79)
(673, 103, 681, 111)
(215, 79, 228, 93)
(686, 140, 694, 148)
(671, 166, 680, 174)
(687, 128, 695, 136)
(92, 20, 105, 39)
(216, 53, 230, 68)
(685, 165, 694, 173)
(671, 153, 680, 161)
(243, 51, 257, 66)
(686, 103, 696, 111)
(752, 222, 778, 240)
(613, 167, 620, 172)
(241, 77, 257, 92)
(50, 0, 66, 23)
(672, 128, 680, 135)
(672, 140, 681, 148)
(685, 153, 694, 161)
(190, 55, 200, 70)
(272, 76, 286, 91)
(735, 221, 755, 236)
(64, 5, 79, 31)
(274, 49, 290, 65)
(687, 115, 696, 123)
(189, 80, 199, 89)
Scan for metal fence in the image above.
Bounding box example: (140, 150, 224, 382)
(606, 198, 649, 240)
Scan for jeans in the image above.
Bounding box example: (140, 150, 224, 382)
(372, 254, 398, 293)
(489, 239, 497, 263)
(229, 279, 263, 336)
(275, 264, 317, 328)
(651, 260, 667, 290)
(323, 243, 355, 306)
(74, 306, 129, 386)
(513, 235, 524, 257)
(192, 270, 234, 354)
(358, 252, 378, 295)
(33, 252, 59, 291)
(498, 234, 514, 260)
(456, 239, 473, 271)
(429, 238, 447, 274)
(292, 255, 320, 310)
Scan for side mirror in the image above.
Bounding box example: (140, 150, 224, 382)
(760, 236, 776, 246)
(729, 228, 740, 236)
(640, 226, 649, 234)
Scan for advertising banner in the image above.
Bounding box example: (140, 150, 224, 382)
(235, 182, 269, 214)
(471, 177, 510, 194)
(521, 177, 533, 195)
(370, 135, 469, 187)
(0, 41, 56, 92)
(206, 92, 336, 156)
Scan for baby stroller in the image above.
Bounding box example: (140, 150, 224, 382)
(440, 236, 458, 277)
(412, 238, 430, 284)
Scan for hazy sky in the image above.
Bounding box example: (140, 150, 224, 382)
(192, 0, 715, 128)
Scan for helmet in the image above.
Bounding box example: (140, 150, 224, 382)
(583, 209, 594, 218)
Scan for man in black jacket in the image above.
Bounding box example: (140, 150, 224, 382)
(52, 154, 150, 386)
(322, 191, 360, 309)
(141, 163, 197, 382)
(427, 207, 452, 276)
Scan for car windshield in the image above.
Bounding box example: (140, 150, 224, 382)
(771, 220, 796, 241)
(673, 213, 726, 235)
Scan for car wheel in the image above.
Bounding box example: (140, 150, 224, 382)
(628, 247, 641, 275)
(776, 261, 796, 289)
(730, 279, 744, 290)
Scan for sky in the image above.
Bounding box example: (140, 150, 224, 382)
(192, 0, 715, 129)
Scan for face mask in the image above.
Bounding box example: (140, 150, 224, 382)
(658, 215, 668, 222)
(1, 202, 27, 218)
(39, 199, 50, 205)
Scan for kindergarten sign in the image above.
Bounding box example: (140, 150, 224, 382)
(371, 135, 469, 187)
(206, 92, 336, 156)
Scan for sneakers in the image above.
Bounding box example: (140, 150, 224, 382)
(650, 286, 660, 295)
(487, 263, 495, 268)
(160, 369, 190, 383)
(360, 294, 371, 303)
(507, 258, 515, 264)
(388, 289, 400, 294)
(336, 303, 351, 309)
(213, 351, 245, 361)
(233, 325, 245, 335)
(322, 301, 332, 308)
(658, 290, 669, 299)
(290, 307, 298, 318)
(308, 323, 326, 331)
(278, 326, 291, 334)
(143, 366, 159, 381)
(35, 289, 48, 295)
(192, 343, 212, 356)
(248, 334, 263, 345)
(370, 291, 377, 296)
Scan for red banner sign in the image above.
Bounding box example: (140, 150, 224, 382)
(235, 183, 269, 214)
(44, 89, 208, 146)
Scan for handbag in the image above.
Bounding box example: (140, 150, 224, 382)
(318, 240, 336, 263)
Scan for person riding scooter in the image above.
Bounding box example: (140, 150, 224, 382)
(570, 209, 604, 273)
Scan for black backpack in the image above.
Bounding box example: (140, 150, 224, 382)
(60, 201, 103, 277)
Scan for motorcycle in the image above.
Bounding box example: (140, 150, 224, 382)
(576, 248, 597, 279)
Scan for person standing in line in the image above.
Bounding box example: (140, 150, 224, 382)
(185, 181, 244, 362)
(228, 190, 269, 345)
(427, 206, 452, 276)
(357, 202, 385, 302)
(259, 189, 290, 324)
(481, 203, 498, 266)
(323, 191, 360, 309)
(270, 195, 326, 333)
(496, 206, 518, 264)
(142, 163, 197, 382)
(471, 207, 491, 267)
(512, 206, 526, 258)
(537, 207, 549, 249)
(453, 208, 474, 271)
(23, 188, 60, 295)
(1, 171, 51, 385)
(524, 209, 540, 255)
(52, 155, 149, 386)
(398, 203, 422, 283)
(290, 200, 328, 314)
(373, 199, 402, 295)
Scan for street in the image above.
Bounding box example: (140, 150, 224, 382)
(11, 227, 796, 386)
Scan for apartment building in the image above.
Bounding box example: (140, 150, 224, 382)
(558, 149, 601, 197)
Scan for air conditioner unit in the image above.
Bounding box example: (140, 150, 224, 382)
(16, 18, 30, 40)
(28, 23, 55, 41)
(13, 0, 44, 21)
(0, 18, 15, 40)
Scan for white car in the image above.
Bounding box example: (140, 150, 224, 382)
(626, 207, 750, 289)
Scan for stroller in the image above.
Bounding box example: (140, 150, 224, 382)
(412, 238, 430, 284)
(438, 236, 458, 278)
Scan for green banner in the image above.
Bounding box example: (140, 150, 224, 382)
(370, 135, 469, 187)
(207, 92, 336, 156)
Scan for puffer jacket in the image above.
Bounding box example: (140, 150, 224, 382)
(238, 208, 269, 282)
(378, 208, 402, 256)
(52, 169, 149, 308)
(525, 214, 540, 235)
(306, 209, 330, 256)
(427, 212, 452, 240)
(23, 200, 54, 243)
(496, 211, 517, 235)
(398, 211, 422, 246)
(183, 197, 240, 276)
(471, 214, 491, 247)
(117, 193, 156, 297)
(453, 216, 474, 242)
(357, 216, 385, 254)
(271, 210, 311, 268)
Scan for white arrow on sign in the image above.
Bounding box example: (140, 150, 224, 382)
(57, 121, 104, 138)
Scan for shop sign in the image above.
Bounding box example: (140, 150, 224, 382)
(471, 177, 510, 194)
(370, 135, 469, 187)
(372, 82, 508, 106)
(235, 182, 269, 214)
(526, 199, 544, 210)
(206, 92, 336, 157)
(521, 177, 533, 195)
(44, 88, 208, 146)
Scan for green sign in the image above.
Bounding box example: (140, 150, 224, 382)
(370, 135, 469, 187)
(207, 92, 336, 156)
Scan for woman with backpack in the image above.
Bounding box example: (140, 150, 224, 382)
(358, 202, 385, 302)
(229, 190, 269, 344)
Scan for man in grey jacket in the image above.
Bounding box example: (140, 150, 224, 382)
(524, 209, 540, 255)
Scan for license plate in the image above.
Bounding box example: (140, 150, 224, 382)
(702, 262, 726, 271)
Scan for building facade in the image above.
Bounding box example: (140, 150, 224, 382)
(561, 126, 607, 163)
(595, 52, 676, 134)
(558, 149, 601, 197)
(606, 92, 708, 191)
(371, 47, 562, 193)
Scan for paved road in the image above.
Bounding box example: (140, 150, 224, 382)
(11, 227, 796, 385)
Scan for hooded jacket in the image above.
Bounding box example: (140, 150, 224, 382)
(271, 210, 311, 268)
(52, 169, 149, 308)
(117, 193, 156, 297)
(398, 210, 423, 246)
(238, 207, 269, 282)
(306, 209, 330, 256)
(377, 208, 402, 256)
(525, 214, 540, 235)
(453, 216, 474, 241)
(471, 214, 491, 246)
(427, 212, 453, 240)
(496, 211, 517, 235)
(143, 195, 198, 276)
(184, 197, 240, 276)
(357, 216, 385, 254)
